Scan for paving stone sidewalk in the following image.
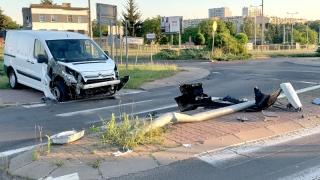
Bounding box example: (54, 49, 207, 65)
(8, 89, 320, 179)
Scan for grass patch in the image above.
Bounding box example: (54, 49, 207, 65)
(100, 113, 168, 150)
(118, 63, 178, 89)
(0, 56, 10, 89)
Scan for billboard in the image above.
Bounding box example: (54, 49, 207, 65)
(161, 16, 183, 34)
(96, 3, 117, 25)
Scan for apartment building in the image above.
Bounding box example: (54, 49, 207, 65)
(242, 7, 261, 17)
(183, 18, 207, 28)
(208, 7, 232, 18)
(22, 3, 89, 35)
(220, 16, 249, 33)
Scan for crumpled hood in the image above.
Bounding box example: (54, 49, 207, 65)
(58, 60, 116, 82)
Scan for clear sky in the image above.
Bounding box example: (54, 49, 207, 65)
(1, 0, 320, 24)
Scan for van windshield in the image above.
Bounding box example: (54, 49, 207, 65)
(46, 39, 108, 62)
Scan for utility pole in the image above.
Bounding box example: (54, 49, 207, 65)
(88, 0, 92, 38)
(287, 12, 298, 47)
(261, 0, 264, 47)
(283, 24, 285, 44)
(306, 22, 308, 49)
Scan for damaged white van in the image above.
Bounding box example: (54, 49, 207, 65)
(4, 30, 129, 102)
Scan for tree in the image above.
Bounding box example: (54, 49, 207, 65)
(241, 17, 254, 38)
(235, 33, 248, 44)
(225, 22, 237, 36)
(121, 0, 142, 37)
(0, 8, 20, 30)
(194, 33, 205, 45)
(181, 27, 198, 43)
(91, 20, 108, 37)
(140, 16, 161, 44)
(40, 0, 55, 5)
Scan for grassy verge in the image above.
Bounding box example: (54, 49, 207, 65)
(118, 63, 178, 89)
(0, 57, 9, 89)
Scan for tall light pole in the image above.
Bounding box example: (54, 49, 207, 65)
(88, 0, 92, 38)
(250, 5, 262, 48)
(125, 20, 128, 70)
(261, 0, 264, 46)
(287, 12, 298, 47)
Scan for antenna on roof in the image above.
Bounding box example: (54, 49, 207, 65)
(61, 25, 68, 37)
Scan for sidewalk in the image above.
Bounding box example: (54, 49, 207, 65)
(5, 59, 320, 180)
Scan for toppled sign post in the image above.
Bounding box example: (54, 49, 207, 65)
(141, 82, 318, 134)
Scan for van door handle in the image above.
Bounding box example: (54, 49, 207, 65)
(30, 61, 34, 64)
(26, 60, 30, 63)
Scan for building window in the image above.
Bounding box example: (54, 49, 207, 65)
(26, 16, 30, 23)
(78, 16, 83, 23)
(40, 14, 45, 22)
(51, 14, 57, 22)
(68, 15, 73, 23)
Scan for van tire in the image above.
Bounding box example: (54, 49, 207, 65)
(9, 70, 20, 89)
(52, 81, 69, 102)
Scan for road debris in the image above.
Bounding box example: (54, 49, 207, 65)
(182, 143, 191, 148)
(113, 149, 133, 156)
(237, 116, 248, 122)
(313, 98, 320, 105)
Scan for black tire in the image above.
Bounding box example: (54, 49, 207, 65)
(9, 70, 20, 89)
(51, 81, 69, 102)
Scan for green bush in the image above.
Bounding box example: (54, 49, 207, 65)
(316, 48, 320, 54)
(291, 53, 320, 57)
(154, 48, 252, 61)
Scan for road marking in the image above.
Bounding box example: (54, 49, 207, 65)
(39, 173, 79, 180)
(56, 99, 157, 117)
(196, 126, 320, 169)
(296, 81, 318, 85)
(83, 105, 178, 124)
(0, 143, 45, 158)
(22, 104, 47, 108)
(277, 164, 320, 180)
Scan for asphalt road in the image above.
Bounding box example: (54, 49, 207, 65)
(110, 128, 320, 180)
(1, 58, 320, 179)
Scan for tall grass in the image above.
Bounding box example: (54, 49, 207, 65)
(118, 63, 178, 89)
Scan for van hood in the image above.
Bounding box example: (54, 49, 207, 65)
(58, 60, 115, 72)
(58, 60, 116, 81)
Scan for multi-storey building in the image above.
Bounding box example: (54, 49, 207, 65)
(183, 18, 207, 28)
(220, 16, 249, 33)
(242, 7, 261, 17)
(208, 7, 232, 18)
(22, 3, 89, 35)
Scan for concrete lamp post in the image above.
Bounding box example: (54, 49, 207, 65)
(250, 5, 262, 48)
(287, 12, 298, 48)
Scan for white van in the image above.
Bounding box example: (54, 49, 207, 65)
(4, 30, 129, 102)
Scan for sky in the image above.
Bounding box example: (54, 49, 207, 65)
(1, 0, 320, 24)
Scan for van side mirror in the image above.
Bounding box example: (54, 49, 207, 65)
(37, 54, 48, 63)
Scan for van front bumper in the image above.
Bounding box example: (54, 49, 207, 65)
(81, 80, 121, 89)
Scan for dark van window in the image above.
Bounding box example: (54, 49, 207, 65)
(34, 39, 47, 59)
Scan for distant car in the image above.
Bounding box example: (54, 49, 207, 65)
(3, 30, 129, 102)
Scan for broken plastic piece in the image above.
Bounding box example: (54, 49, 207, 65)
(313, 98, 320, 105)
(113, 149, 133, 156)
(254, 86, 282, 110)
(221, 95, 247, 104)
(280, 83, 302, 111)
(237, 116, 248, 122)
(182, 144, 191, 148)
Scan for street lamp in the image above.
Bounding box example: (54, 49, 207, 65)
(287, 12, 298, 47)
(250, 5, 262, 48)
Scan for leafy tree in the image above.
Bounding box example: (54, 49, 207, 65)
(0, 8, 20, 30)
(225, 21, 237, 36)
(91, 20, 108, 37)
(121, 0, 142, 37)
(199, 19, 228, 45)
(309, 20, 320, 33)
(265, 23, 282, 44)
(194, 33, 205, 45)
(181, 27, 198, 43)
(235, 33, 248, 44)
(140, 16, 161, 44)
(40, 0, 55, 5)
(241, 17, 255, 38)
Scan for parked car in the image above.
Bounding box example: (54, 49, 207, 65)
(3, 30, 129, 102)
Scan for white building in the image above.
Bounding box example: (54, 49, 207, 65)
(242, 7, 261, 17)
(183, 18, 207, 28)
(22, 3, 89, 35)
(220, 16, 248, 33)
(208, 7, 232, 18)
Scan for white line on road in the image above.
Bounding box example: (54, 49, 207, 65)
(196, 126, 320, 169)
(83, 104, 178, 124)
(296, 81, 318, 85)
(56, 99, 157, 117)
(0, 143, 45, 158)
(277, 164, 320, 180)
(22, 104, 47, 108)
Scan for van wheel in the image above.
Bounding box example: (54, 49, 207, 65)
(9, 70, 20, 89)
(51, 81, 69, 102)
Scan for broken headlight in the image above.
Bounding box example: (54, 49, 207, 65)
(62, 71, 77, 83)
(114, 64, 119, 79)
